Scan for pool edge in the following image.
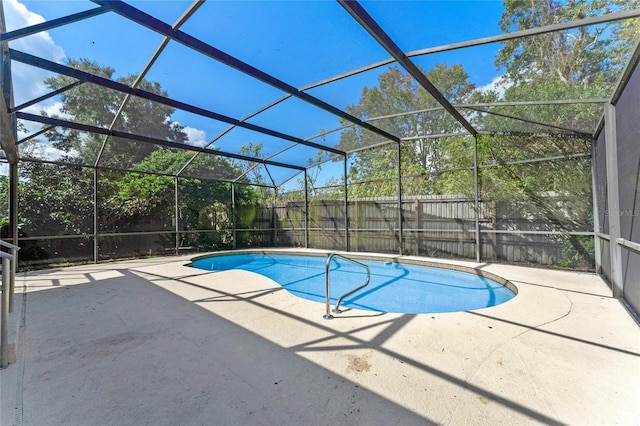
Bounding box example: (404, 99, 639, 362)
(188, 248, 519, 296)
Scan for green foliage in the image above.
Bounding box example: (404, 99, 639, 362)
(558, 235, 596, 268)
(17, 160, 94, 236)
(340, 64, 480, 189)
(497, 0, 639, 87)
(41, 58, 188, 168)
(0, 174, 8, 224)
(17, 58, 262, 258)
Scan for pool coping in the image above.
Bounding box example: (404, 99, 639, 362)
(189, 248, 519, 296)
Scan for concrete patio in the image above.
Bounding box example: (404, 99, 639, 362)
(1, 250, 638, 425)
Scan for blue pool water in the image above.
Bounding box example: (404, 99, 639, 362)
(191, 253, 516, 314)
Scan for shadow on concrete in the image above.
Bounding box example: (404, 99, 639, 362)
(137, 268, 567, 425)
(4, 268, 434, 426)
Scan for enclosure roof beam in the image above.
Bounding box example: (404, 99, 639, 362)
(478, 131, 590, 139)
(408, 8, 640, 57)
(10, 49, 344, 157)
(593, 37, 640, 138)
(15, 112, 306, 172)
(96, 0, 205, 167)
(10, 81, 84, 113)
(296, 9, 640, 95)
(90, 0, 401, 145)
(16, 125, 53, 145)
(464, 106, 592, 137)
(0, 95, 17, 164)
(232, 142, 301, 184)
(298, 98, 607, 147)
(0, 6, 110, 42)
(20, 156, 277, 188)
(401, 132, 470, 141)
(178, 92, 290, 177)
(338, 0, 478, 138)
(0, 7, 17, 164)
(611, 33, 640, 106)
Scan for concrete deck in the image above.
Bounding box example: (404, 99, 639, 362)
(1, 249, 638, 425)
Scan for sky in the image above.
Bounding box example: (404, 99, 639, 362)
(4, 0, 507, 187)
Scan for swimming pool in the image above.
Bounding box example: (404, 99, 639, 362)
(191, 252, 516, 314)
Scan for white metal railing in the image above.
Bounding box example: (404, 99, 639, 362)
(1, 240, 20, 368)
(617, 238, 640, 254)
(324, 253, 370, 320)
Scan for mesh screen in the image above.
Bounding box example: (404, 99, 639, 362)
(347, 196, 400, 255)
(18, 236, 93, 270)
(10, 1, 638, 272)
(17, 161, 93, 237)
(19, 129, 99, 166)
(614, 61, 640, 315)
(308, 199, 347, 251)
(594, 130, 610, 235)
(469, 103, 604, 135)
(98, 233, 175, 261)
(401, 195, 476, 259)
(235, 184, 275, 248)
(97, 169, 174, 234)
(273, 190, 306, 248)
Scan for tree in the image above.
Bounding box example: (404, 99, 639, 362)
(41, 58, 188, 167)
(338, 64, 482, 197)
(492, 0, 640, 134)
(497, 0, 639, 88)
(18, 58, 258, 258)
(17, 158, 93, 237)
(472, 0, 637, 266)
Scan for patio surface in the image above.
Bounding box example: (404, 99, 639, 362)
(1, 249, 639, 425)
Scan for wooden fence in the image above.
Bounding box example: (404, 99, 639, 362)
(267, 195, 592, 267)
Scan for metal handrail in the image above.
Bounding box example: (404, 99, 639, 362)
(0, 240, 19, 250)
(324, 253, 370, 320)
(1, 240, 20, 368)
(0, 240, 20, 313)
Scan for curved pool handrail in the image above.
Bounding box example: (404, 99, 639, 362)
(324, 253, 371, 319)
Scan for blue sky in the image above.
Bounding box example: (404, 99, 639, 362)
(5, 0, 507, 186)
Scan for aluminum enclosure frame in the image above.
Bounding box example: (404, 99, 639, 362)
(1, 0, 639, 316)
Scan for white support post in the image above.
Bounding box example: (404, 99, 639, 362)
(604, 103, 624, 298)
(175, 177, 180, 255)
(344, 155, 349, 252)
(231, 183, 237, 249)
(474, 135, 481, 262)
(397, 142, 403, 255)
(591, 141, 602, 273)
(304, 170, 309, 248)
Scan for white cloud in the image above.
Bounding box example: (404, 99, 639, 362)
(17, 101, 69, 139)
(5, 0, 66, 104)
(182, 126, 207, 146)
(478, 75, 513, 98)
(19, 141, 75, 162)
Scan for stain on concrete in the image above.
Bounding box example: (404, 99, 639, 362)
(346, 352, 372, 374)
